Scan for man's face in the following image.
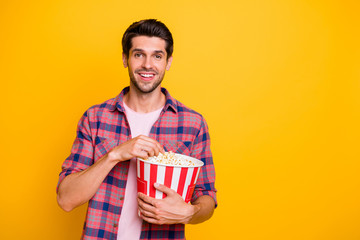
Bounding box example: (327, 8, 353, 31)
(123, 36, 173, 94)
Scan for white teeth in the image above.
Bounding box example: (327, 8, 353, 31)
(140, 74, 154, 78)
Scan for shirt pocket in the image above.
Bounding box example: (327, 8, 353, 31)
(161, 140, 192, 156)
(94, 137, 119, 161)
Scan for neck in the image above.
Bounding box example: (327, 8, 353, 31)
(124, 86, 166, 113)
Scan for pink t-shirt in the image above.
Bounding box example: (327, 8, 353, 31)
(117, 102, 163, 240)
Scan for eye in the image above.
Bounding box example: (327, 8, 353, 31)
(154, 55, 162, 60)
(134, 53, 143, 58)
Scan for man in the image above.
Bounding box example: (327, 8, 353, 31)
(57, 19, 217, 240)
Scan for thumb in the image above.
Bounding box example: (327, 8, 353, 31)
(154, 183, 175, 196)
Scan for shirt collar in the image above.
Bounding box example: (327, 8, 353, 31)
(108, 87, 178, 113)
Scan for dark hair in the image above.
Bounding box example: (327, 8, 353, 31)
(122, 19, 173, 59)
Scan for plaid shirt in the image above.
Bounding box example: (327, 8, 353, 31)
(58, 87, 217, 240)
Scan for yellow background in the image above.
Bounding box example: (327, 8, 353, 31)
(1, 0, 359, 239)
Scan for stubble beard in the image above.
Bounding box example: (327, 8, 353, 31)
(129, 69, 165, 94)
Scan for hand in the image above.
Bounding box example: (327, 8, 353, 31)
(108, 135, 164, 162)
(137, 183, 200, 225)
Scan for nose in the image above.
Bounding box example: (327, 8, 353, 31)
(142, 56, 152, 70)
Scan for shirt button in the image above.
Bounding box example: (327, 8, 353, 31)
(119, 196, 124, 200)
(113, 223, 118, 228)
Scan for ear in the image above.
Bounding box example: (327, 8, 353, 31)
(166, 56, 173, 71)
(122, 53, 128, 68)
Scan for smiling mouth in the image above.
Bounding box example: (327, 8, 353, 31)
(139, 73, 155, 78)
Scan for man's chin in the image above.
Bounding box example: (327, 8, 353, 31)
(134, 85, 158, 94)
(131, 79, 163, 94)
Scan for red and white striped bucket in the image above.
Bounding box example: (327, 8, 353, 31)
(137, 153, 204, 203)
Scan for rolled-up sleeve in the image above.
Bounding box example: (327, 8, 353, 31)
(190, 116, 217, 207)
(57, 111, 94, 192)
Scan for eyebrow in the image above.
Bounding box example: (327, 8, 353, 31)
(132, 48, 165, 55)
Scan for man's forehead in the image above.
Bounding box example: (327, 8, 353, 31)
(130, 36, 167, 53)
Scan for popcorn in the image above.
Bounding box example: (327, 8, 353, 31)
(145, 151, 195, 166)
(137, 152, 204, 203)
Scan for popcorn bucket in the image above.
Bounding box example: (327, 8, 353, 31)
(137, 153, 204, 203)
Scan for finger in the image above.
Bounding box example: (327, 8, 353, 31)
(158, 143, 165, 154)
(153, 183, 176, 196)
(138, 145, 155, 158)
(138, 192, 157, 206)
(135, 139, 160, 157)
(138, 203, 157, 219)
(145, 139, 164, 155)
(152, 140, 165, 154)
(144, 141, 163, 157)
(131, 141, 163, 159)
(140, 214, 162, 225)
(137, 195, 160, 219)
(138, 204, 153, 216)
(136, 147, 151, 159)
(137, 136, 164, 155)
(151, 144, 160, 157)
